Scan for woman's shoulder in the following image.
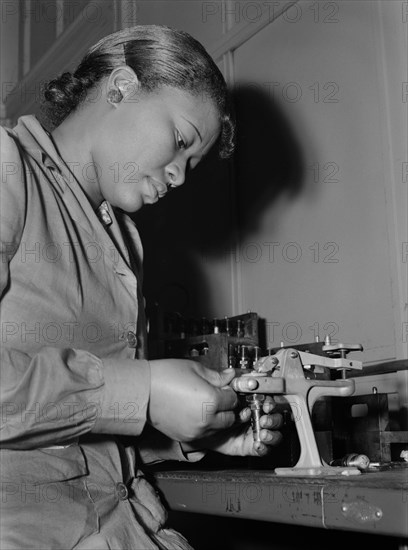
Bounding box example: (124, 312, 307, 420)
(0, 125, 27, 223)
(0, 124, 23, 164)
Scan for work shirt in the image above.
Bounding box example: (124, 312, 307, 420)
(0, 116, 196, 549)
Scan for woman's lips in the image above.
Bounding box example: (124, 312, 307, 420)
(149, 178, 168, 199)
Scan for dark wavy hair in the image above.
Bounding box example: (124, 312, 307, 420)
(42, 25, 235, 158)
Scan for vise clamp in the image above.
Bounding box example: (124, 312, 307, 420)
(230, 343, 364, 476)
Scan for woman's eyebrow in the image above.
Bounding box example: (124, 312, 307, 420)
(180, 116, 202, 142)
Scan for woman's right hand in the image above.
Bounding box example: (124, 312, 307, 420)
(148, 359, 244, 442)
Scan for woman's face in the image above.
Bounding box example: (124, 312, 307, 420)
(91, 86, 221, 212)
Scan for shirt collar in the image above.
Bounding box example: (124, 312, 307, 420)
(13, 115, 115, 226)
(13, 115, 76, 181)
(13, 116, 139, 273)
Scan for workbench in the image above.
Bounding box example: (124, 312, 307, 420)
(154, 465, 408, 539)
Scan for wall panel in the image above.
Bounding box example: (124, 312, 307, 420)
(230, 0, 405, 365)
(135, 1, 224, 51)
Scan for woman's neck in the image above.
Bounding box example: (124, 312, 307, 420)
(51, 110, 103, 209)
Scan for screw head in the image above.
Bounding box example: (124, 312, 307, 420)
(290, 351, 298, 359)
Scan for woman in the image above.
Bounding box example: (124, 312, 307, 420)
(0, 25, 282, 549)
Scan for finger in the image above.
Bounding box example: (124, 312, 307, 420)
(253, 441, 269, 456)
(214, 385, 240, 411)
(250, 429, 282, 455)
(202, 367, 236, 388)
(260, 429, 282, 446)
(260, 413, 283, 429)
(262, 396, 276, 414)
(238, 407, 251, 423)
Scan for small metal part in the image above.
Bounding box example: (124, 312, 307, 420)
(228, 344, 236, 368)
(246, 393, 266, 450)
(236, 319, 244, 338)
(212, 318, 220, 334)
(322, 342, 363, 379)
(400, 450, 408, 462)
(330, 453, 370, 471)
(268, 356, 280, 373)
(290, 351, 298, 359)
(200, 341, 209, 355)
(224, 316, 230, 336)
(253, 346, 261, 362)
(372, 386, 378, 394)
(239, 345, 250, 369)
(97, 201, 113, 226)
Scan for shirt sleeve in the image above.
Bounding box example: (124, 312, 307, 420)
(0, 126, 151, 450)
(137, 426, 206, 464)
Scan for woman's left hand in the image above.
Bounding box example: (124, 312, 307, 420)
(181, 396, 282, 457)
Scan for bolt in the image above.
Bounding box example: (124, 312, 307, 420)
(341, 504, 348, 513)
(290, 351, 298, 359)
(372, 386, 378, 394)
(375, 510, 383, 519)
(246, 394, 266, 445)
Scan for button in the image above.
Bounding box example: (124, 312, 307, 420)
(116, 482, 129, 500)
(126, 331, 137, 348)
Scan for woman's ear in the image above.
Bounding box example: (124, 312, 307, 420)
(105, 66, 140, 103)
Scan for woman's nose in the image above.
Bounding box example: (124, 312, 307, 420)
(165, 164, 185, 187)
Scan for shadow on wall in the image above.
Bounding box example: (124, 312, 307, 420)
(233, 84, 304, 238)
(133, 85, 305, 329)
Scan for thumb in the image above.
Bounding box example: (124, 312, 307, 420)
(202, 367, 236, 387)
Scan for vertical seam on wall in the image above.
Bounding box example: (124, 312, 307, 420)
(222, 2, 242, 315)
(22, 0, 31, 76)
(374, 0, 408, 360)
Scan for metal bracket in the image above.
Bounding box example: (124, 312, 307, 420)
(231, 347, 364, 476)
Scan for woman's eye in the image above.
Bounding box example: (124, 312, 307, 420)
(176, 131, 186, 150)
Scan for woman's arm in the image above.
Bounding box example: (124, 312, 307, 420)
(0, 127, 151, 448)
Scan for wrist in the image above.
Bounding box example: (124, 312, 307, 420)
(180, 441, 201, 453)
